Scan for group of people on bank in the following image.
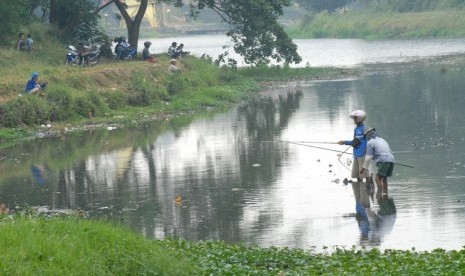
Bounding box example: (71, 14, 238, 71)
(16, 32, 34, 52)
(24, 39, 187, 94)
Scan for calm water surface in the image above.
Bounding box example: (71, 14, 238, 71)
(2, 38, 465, 251)
(145, 35, 465, 67)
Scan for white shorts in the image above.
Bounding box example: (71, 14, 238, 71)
(351, 157, 370, 179)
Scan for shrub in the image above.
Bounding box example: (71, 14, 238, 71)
(0, 96, 49, 127)
(127, 75, 169, 106)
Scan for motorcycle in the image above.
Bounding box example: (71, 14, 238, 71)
(80, 44, 101, 66)
(114, 37, 136, 60)
(65, 45, 79, 65)
(65, 44, 101, 66)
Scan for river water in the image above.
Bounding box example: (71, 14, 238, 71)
(2, 37, 465, 251)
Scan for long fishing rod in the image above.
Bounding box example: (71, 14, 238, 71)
(252, 140, 338, 144)
(283, 141, 348, 154)
(282, 141, 415, 169)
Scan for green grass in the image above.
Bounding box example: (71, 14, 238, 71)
(2, 214, 464, 275)
(0, 216, 198, 275)
(0, 23, 353, 142)
(288, 10, 465, 39)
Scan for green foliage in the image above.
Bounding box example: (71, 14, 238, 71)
(0, 1, 30, 46)
(2, 215, 465, 275)
(219, 0, 302, 65)
(127, 75, 169, 106)
(0, 86, 111, 127)
(0, 216, 198, 275)
(101, 90, 127, 110)
(296, 0, 352, 13)
(0, 97, 50, 127)
(289, 10, 465, 39)
(118, 0, 303, 66)
(161, 239, 465, 275)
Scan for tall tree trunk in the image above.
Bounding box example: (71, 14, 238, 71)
(49, 0, 58, 24)
(114, 0, 148, 50)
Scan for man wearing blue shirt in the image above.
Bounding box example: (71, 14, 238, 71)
(337, 110, 372, 209)
(25, 72, 46, 95)
(338, 110, 370, 183)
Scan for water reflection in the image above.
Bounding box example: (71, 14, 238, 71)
(352, 180, 396, 247)
(1, 60, 465, 251)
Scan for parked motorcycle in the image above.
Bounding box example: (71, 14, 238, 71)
(65, 45, 79, 65)
(114, 37, 136, 60)
(65, 43, 101, 66)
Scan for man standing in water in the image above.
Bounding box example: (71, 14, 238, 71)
(360, 127, 395, 199)
(337, 110, 372, 207)
(337, 110, 371, 184)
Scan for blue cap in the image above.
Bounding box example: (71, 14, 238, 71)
(32, 72, 39, 79)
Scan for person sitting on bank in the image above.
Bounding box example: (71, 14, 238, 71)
(16, 33, 26, 51)
(168, 42, 179, 58)
(168, 59, 182, 74)
(142, 41, 156, 63)
(25, 72, 46, 95)
(175, 43, 190, 57)
(25, 33, 34, 52)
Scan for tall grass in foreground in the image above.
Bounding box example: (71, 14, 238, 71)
(2, 216, 464, 274)
(0, 216, 197, 275)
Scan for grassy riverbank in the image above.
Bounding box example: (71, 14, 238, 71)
(2, 215, 464, 275)
(0, 26, 355, 142)
(288, 10, 465, 39)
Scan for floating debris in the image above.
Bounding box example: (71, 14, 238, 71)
(252, 163, 261, 167)
(332, 179, 340, 184)
(232, 188, 241, 192)
(175, 195, 183, 206)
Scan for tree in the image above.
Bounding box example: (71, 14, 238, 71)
(112, 0, 148, 51)
(102, 0, 302, 65)
(49, 0, 104, 41)
(0, 1, 30, 46)
(295, 0, 351, 13)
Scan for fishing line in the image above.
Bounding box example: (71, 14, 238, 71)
(255, 140, 415, 169)
(337, 145, 352, 171)
(251, 140, 338, 144)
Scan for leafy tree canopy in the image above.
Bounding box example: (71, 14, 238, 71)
(294, 0, 351, 13)
(0, 1, 30, 46)
(111, 0, 302, 66)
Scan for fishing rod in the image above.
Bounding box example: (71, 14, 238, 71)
(283, 141, 415, 169)
(252, 140, 339, 144)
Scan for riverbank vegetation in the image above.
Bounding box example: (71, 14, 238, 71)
(287, 0, 465, 39)
(2, 214, 465, 275)
(0, 23, 354, 142)
(288, 10, 465, 39)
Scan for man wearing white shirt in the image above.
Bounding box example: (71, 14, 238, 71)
(360, 127, 394, 198)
